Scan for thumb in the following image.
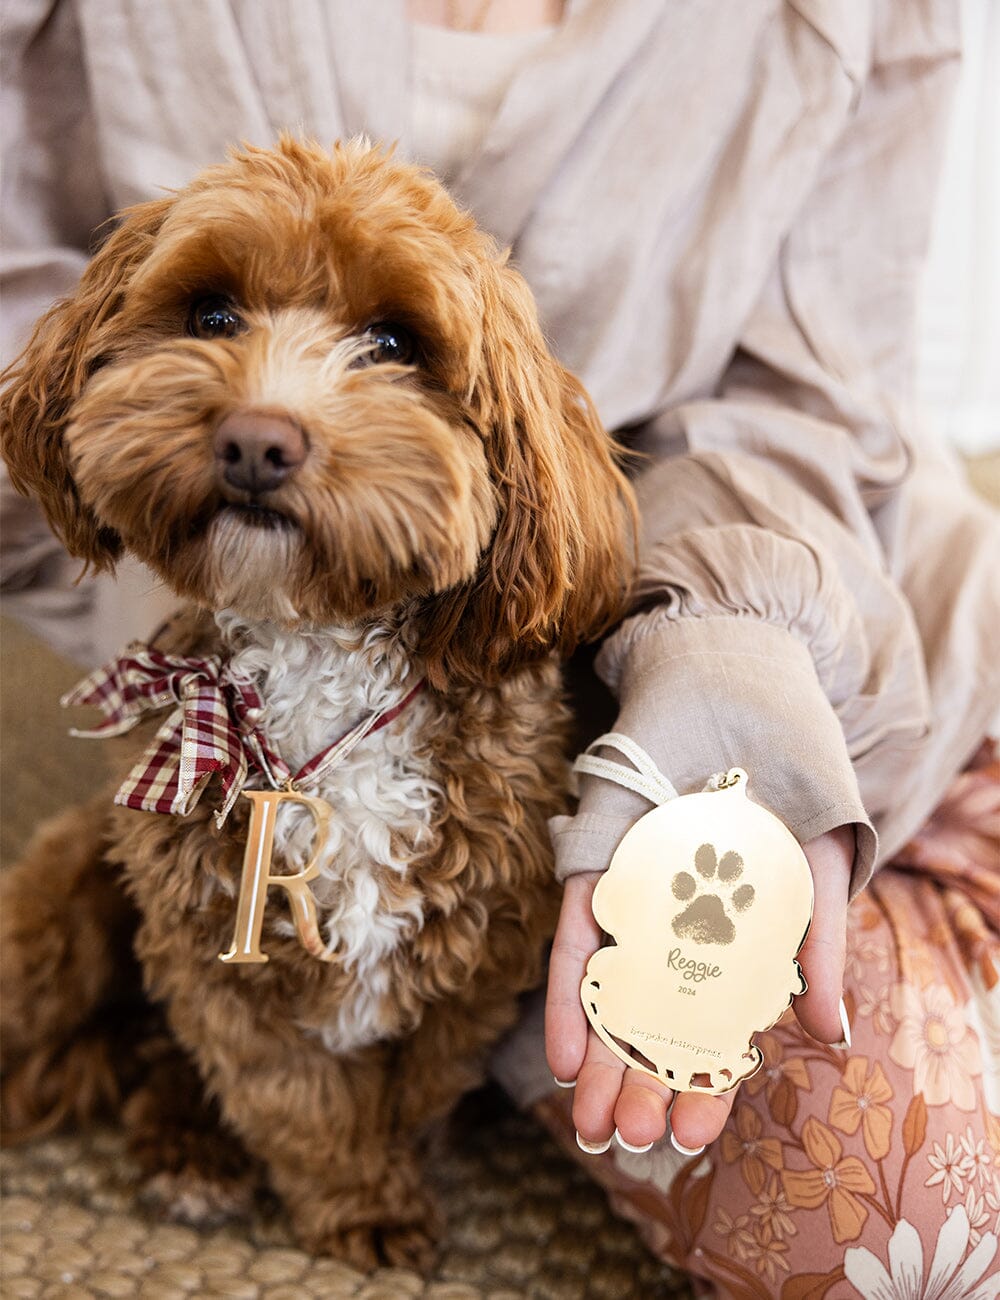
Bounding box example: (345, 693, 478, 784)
(545, 872, 603, 1084)
(793, 826, 854, 1046)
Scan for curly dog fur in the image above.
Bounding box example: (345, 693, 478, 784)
(0, 138, 634, 1269)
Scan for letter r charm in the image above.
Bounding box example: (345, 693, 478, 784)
(220, 789, 334, 964)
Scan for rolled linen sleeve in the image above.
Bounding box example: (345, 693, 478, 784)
(552, 617, 876, 887)
(551, 454, 891, 899)
(553, 0, 999, 894)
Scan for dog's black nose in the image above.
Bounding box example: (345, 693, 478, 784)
(213, 411, 307, 495)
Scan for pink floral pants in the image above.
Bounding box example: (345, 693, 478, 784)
(535, 745, 1000, 1299)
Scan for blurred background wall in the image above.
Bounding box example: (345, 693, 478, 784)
(917, 0, 999, 456)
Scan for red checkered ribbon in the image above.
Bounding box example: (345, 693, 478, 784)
(62, 643, 425, 825)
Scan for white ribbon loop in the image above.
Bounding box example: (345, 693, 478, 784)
(572, 732, 680, 807)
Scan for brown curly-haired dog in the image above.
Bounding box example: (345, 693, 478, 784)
(0, 138, 634, 1269)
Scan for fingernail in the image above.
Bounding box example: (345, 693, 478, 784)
(834, 997, 852, 1050)
(614, 1128, 654, 1154)
(576, 1131, 612, 1156)
(669, 1131, 706, 1158)
(553, 1076, 577, 1089)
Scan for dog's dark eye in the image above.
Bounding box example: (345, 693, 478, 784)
(188, 297, 244, 340)
(362, 323, 415, 365)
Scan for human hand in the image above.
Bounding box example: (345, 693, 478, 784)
(544, 825, 855, 1154)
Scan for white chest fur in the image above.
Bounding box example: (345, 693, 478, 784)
(217, 613, 441, 1050)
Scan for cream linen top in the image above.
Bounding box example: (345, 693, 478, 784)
(3, 0, 999, 897)
(409, 22, 556, 185)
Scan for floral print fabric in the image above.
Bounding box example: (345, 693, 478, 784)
(535, 744, 1000, 1298)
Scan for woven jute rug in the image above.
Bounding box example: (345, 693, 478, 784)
(0, 617, 691, 1300)
(0, 1097, 688, 1300)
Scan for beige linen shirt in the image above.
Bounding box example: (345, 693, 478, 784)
(3, 0, 999, 898)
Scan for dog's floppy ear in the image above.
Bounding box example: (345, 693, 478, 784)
(0, 197, 173, 568)
(418, 260, 636, 688)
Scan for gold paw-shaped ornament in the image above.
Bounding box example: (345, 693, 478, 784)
(582, 767, 813, 1095)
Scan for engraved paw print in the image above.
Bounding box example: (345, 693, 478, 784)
(671, 843, 754, 946)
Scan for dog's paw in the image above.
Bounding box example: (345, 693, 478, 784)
(302, 1220, 438, 1274)
(138, 1166, 256, 1228)
(379, 1221, 439, 1272)
(312, 1225, 384, 1274)
(123, 1068, 260, 1227)
(296, 1190, 441, 1273)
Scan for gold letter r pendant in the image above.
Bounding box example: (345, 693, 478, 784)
(219, 789, 335, 964)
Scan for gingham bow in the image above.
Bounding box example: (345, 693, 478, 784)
(63, 643, 424, 825)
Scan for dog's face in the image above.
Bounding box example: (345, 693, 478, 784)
(2, 138, 633, 684)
